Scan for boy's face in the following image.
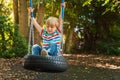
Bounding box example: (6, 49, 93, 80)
(46, 25, 57, 34)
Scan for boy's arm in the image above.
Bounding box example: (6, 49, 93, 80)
(31, 18, 43, 34)
(28, 7, 43, 34)
(59, 2, 65, 31)
(59, 15, 62, 31)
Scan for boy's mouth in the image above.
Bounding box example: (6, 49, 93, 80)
(47, 31, 52, 34)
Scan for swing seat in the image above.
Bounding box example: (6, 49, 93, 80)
(23, 54, 68, 72)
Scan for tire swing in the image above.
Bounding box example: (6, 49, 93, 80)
(23, 0, 68, 72)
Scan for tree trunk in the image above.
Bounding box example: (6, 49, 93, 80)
(13, 0, 19, 24)
(19, 0, 28, 40)
(64, 25, 74, 54)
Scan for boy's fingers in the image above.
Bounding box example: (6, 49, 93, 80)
(28, 7, 34, 12)
(31, 8, 34, 12)
(61, 2, 66, 8)
(63, 2, 66, 7)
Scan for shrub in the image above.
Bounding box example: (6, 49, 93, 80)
(0, 16, 27, 58)
(96, 29, 120, 55)
(96, 40, 120, 55)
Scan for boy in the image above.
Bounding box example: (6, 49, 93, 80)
(29, 3, 65, 56)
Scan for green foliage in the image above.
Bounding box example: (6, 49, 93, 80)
(0, 16, 27, 58)
(9, 24, 28, 57)
(0, 0, 12, 16)
(0, 0, 27, 58)
(82, 0, 120, 13)
(1, 52, 15, 58)
(72, 0, 120, 55)
(96, 26, 120, 55)
(96, 40, 120, 55)
(8, 38, 27, 58)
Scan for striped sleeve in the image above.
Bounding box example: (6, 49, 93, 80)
(39, 28, 44, 36)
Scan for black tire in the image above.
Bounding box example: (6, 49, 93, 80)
(23, 55, 68, 72)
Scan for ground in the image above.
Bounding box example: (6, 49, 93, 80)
(0, 54, 120, 80)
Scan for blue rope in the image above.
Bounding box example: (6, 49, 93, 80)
(61, 0, 65, 54)
(28, 0, 34, 55)
(30, 0, 34, 17)
(62, 0, 65, 19)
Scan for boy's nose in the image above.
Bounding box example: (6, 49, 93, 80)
(48, 27, 51, 31)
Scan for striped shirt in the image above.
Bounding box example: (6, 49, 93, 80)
(41, 28, 61, 53)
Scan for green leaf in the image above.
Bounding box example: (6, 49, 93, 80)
(102, 0, 110, 6)
(82, 0, 92, 7)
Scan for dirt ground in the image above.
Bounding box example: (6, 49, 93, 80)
(0, 54, 120, 80)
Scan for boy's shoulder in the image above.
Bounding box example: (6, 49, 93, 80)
(41, 28, 46, 33)
(57, 28, 61, 33)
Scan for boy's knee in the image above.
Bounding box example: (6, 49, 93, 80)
(32, 44, 40, 49)
(32, 44, 41, 55)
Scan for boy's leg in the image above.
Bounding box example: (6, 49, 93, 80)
(47, 43, 58, 56)
(32, 44, 42, 55)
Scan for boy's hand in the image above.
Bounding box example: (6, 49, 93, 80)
(28, 7, 34, 13)
(61, 2, 66, 8)
(28, 7, 34, 18)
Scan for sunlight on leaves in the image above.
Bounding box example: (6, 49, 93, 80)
(102, 0, 110, 6)
(82, 0, 92, 7)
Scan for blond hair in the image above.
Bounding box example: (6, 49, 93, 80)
(46, 17, 59, 28)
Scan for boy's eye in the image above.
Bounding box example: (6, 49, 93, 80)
(51, 26, 54, 28)
(51, 25, 55, 28)
(47, 25, 55, 28)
